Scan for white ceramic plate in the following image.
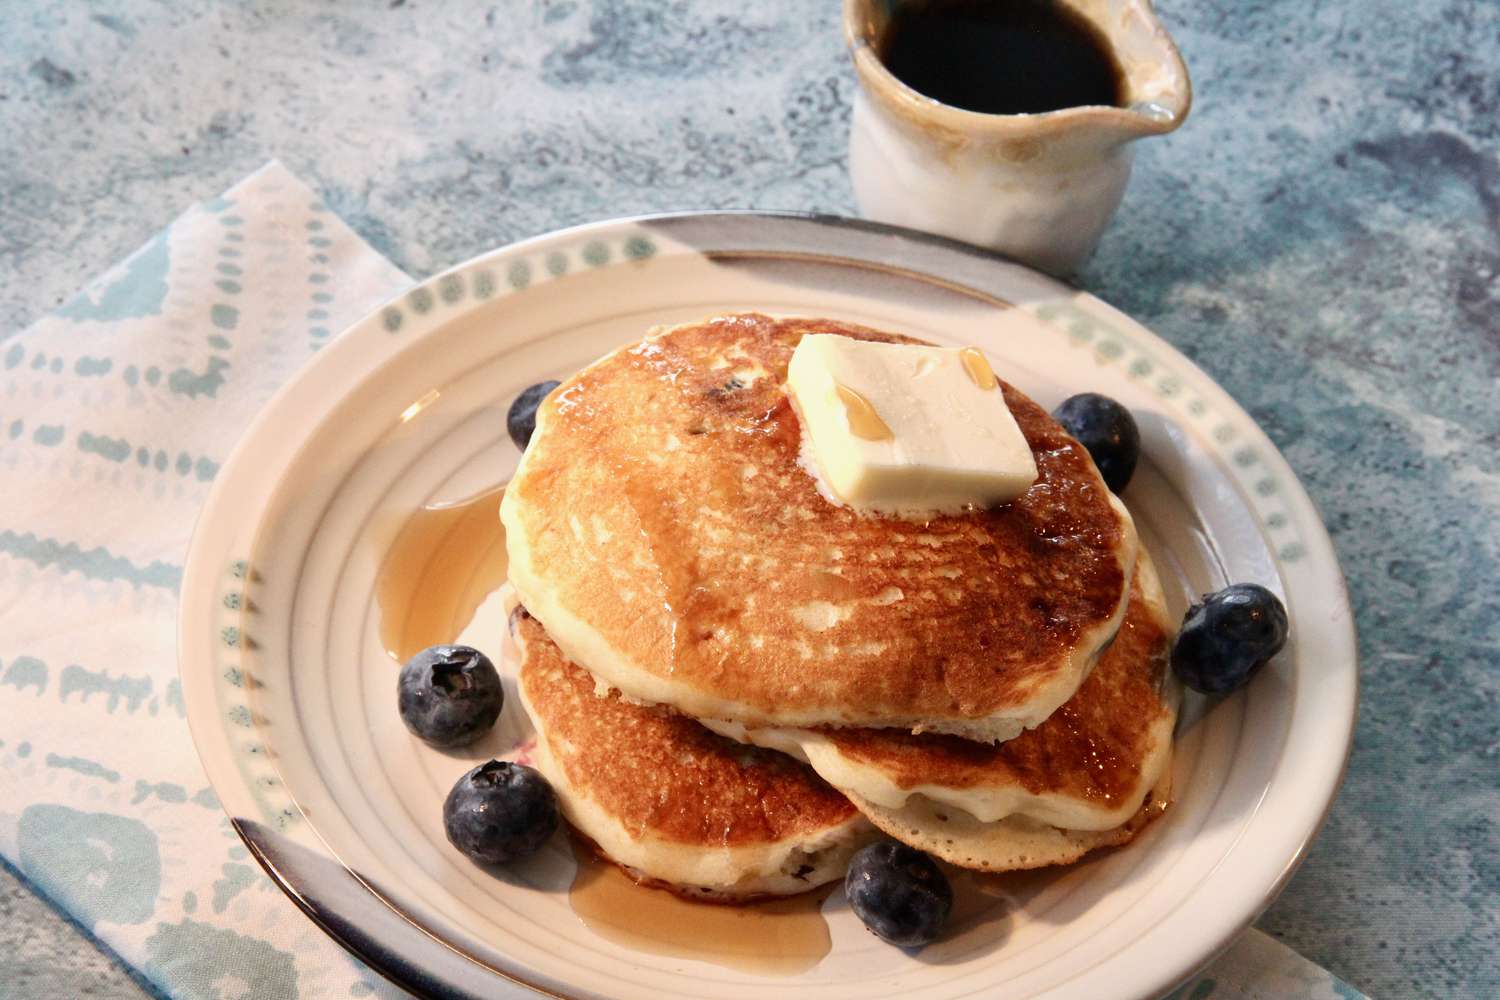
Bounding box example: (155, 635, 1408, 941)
(179, 213, 1356, 1000)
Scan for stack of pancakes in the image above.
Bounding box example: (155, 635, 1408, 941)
(501, 313, 1179, 901)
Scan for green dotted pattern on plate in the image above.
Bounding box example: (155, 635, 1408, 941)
(377, 231, 657, 338)
(1032, 300, 1309, 564)
(213, 558, 302, 831)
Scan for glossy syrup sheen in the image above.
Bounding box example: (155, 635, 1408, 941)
(374, 485, 837, 971)
(376, 485, 509, 664)
(569, 844, 835, 975)
(959, 346, 998, 391)
(880, 0, 1124, 115)
(835, 381, 895, 440)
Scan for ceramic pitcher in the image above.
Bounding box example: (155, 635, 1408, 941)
(845, 0, 1192, 275)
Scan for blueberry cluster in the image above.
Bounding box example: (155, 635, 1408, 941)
(397, 642, 558, 866)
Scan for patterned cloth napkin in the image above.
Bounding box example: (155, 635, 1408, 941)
(0, 161, 1368, 1000)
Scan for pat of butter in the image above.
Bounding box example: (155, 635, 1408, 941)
(786, 334, 1038, 515)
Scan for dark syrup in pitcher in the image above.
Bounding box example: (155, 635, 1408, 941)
(880, 0, 1124, 115)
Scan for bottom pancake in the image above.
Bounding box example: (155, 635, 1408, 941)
(848, 754, 1173, 872)
(510, 600, 875, 900)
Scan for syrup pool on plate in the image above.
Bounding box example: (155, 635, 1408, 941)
(377, 485, 509, 663)
(569, 844, 836, 975)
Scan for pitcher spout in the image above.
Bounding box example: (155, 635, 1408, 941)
(1104, 0, 1193, 138)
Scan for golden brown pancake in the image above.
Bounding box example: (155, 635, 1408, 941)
(849, 762, 1173, 872)
(510, 603, 875, 899)
(705, 551, 1179, 834)
(502, 313, 1137, 742)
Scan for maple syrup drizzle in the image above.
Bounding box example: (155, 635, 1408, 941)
(567, 842, 834, 975)
(959, 347, 999, 391)
(376, 485, 509, 665)
(835, 382, 895, 441)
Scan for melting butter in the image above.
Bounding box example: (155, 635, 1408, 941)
(785, 334, 1038, 516)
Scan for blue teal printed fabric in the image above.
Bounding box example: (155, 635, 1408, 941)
(0, 162, 1367, 999)
(0, 162, 413, 999)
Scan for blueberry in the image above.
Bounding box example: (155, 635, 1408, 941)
(443, 760, 559, 865)
(845, 842, 953, 948)
(507, 380, 561, 449)
(397, 645, 503, 748)
(1171, 584, 1290, 694)
(1052, 392, 1140, 493)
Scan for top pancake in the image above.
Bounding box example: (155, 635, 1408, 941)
(502, 313, 1137, 742)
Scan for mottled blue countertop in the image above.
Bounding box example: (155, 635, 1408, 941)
(2, 1, 1496, 997)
